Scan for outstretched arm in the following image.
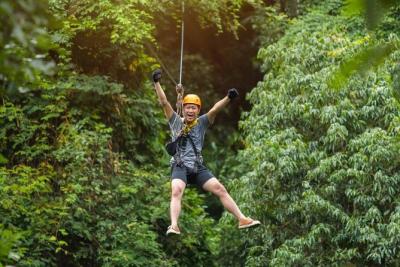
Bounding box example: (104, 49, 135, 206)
(152, 70, 174, 120)
(206, 88, 239, 124)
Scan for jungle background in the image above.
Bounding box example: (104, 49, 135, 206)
(1, 0, 400, 266)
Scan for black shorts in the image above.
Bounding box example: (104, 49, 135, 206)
(171, 163, 214, 187)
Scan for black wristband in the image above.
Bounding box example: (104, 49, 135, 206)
(227, 88, 239, 99)
(152, 69, 162, 83)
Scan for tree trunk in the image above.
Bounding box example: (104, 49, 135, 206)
(280, 0, 298, 18)
(279, 0, 286, 13)
(287, 0, 298, 18)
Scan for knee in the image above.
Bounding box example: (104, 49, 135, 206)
(171, 186, 184, 198)
(213, 184, 228, 197)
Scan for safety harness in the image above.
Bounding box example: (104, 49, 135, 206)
(166, 119, 203, 172)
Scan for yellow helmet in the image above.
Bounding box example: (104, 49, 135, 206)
(183, 94, 201, 108)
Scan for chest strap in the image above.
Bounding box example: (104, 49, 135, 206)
(174, 134, 203, 167)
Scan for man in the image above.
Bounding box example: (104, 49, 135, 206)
(152, 69, 260, 235)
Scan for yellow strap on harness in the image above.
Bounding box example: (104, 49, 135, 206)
(182, 119, 198, 136)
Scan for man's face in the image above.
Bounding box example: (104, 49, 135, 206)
(183, 104, 200, 123)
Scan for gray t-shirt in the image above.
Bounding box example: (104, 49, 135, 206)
(168, 112, 209, 169)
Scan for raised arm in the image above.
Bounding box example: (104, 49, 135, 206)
(206, 88, 239, 124)
(152, 69, 174, 120)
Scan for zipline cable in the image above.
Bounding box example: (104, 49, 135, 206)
(179, 1, 185, 85)
(176, 0, 185, 117)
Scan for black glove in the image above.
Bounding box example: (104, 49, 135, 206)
(227, 88, 239, 100)
(152, 69, 162, 83)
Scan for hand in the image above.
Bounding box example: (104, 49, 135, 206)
(152, 69, 162, 83)
(227, 88, 239, 99)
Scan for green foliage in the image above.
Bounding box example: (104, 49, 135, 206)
(343, 0, 399, 30)
(329, 37, 399, 90)
(48, 0, 255, 85)
(251, 6, 289, 47)
(0, 225, 21, 266)
(0, 97, 219, 265)
(6, 0, 400, 266)
(50, 122, 170, 266)
(0, 0, 56, 89)
(218, 1, 400, 266)
(330, 1, 400, 96)
(158, 0, 254, 34)
(1, 0, 253, 265)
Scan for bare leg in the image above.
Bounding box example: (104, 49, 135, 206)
(170, 179, 186, 228)
(202, 178, 246, 220)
